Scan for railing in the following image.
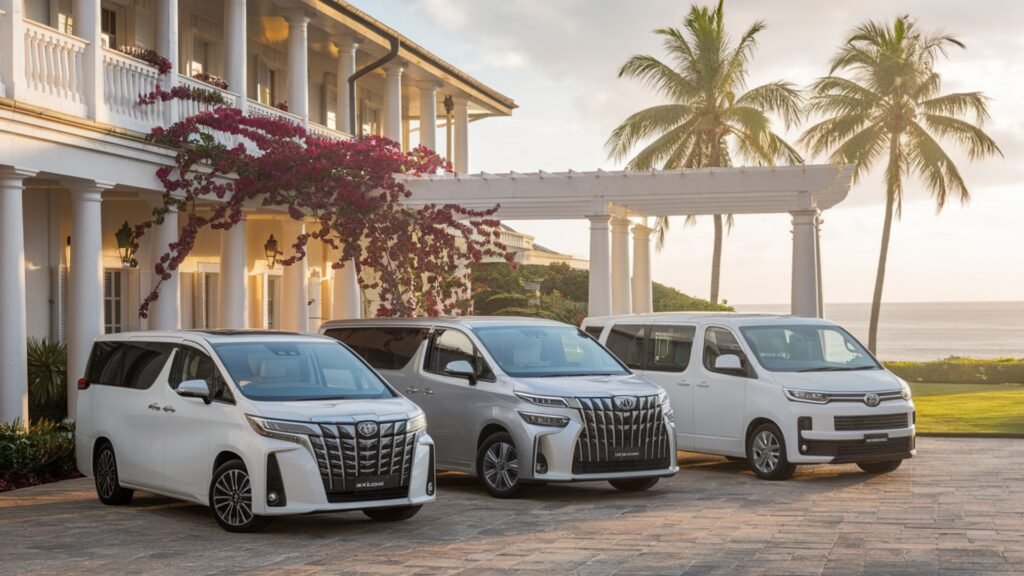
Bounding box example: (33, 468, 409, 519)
(102, 48, 161, 132)
(245, 99, 305, 126)
(23, 20, 88, 116)
(177, 74, 240, 147)
(308, 122, 351, 141)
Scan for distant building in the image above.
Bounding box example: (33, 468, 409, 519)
(491, 225, 589, 270)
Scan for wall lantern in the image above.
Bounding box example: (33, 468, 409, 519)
(264, 234, 281, 270)
(115, 221, 136, 268)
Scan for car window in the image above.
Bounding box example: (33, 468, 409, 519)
(646, 325, 695, 373)
(473, 325, 629, 378)
(740, 324, 879, 372)
(604, 324, 646, 369)
(170, 346, 235, 403)
(121, 343, 175, 390)
(703, 326, 754, 377)
(323, 327, 428, 371)
(583, 325, 604, 339)
(86, 341, 126, 386)
(425, 329, 494, 381)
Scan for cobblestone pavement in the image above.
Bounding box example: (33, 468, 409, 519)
(2, 437, 1023, 576)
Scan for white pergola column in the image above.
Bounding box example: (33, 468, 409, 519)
(283, 9, 311, 123)
(218, 219, 248, 328)
(0, 168, 36, 426)
(791, 210, 821, 318)
(610, 217, 632, 315)
(148, 207, 181, 330)
(631, 223, 653, 314)
(223, 0, 246, 102)
(280, 220, 308, 332)
(334, 36, 358, 134)
(452, 95, 469, 173)
(815, 214, 824, 318)
(67, 181, 110, 420)
(587, 214, 612, 318)
(332, 261, 361, 320)
(383, 63, 404, 145)
(73, 0, 105, 122)
(417, 81, 440, 151)
(155, 0, 178, 124)
(0, 0, 27, 99)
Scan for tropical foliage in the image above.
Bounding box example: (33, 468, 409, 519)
(800, 16, 1001, 351)
(27, 338, 67, 422)
(607, 0, 803, 303)
(491, 290, 590, 326)
(0, 420, 79, 492)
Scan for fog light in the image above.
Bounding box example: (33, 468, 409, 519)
(800, 444, 808, 453)
(267, 491, 279, 505)
(426, 481, 435, 496)
(535, 453, 548, 475)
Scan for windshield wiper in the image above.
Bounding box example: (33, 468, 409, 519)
(798, 366, 878, 373)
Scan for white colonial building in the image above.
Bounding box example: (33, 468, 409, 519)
(0, 0, 516, 423)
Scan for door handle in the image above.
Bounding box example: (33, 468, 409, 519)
(423, 387, 435, 395)
(405, 387, 419, 395)
(677, 381, 691, 387)
(147, 403, 161, 411)
(697, 382, 710, 388)
(162, 405, 176, 413)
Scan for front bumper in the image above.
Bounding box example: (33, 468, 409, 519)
(784, 401, 916, 464)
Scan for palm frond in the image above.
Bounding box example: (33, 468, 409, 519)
(735, 81, 803, 129)
(921, 113, 1002, 160)
(920, 92, 991, 124)
(618, 54, 695, 103)
(905, 120, 969, 211)
(605, 104, 694, 162)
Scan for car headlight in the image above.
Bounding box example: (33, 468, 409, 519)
(518, 411, 570, 427)
(246, 415, 319, 444)
(657, 390, 674, 421)
(407, 412, 427, 433)
(900, 382, 912, 401)
(516, 392, 570, 408)
(784, 388, 832, 404)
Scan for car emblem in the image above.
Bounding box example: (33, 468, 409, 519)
(357, 421, 379, 437)
(614, 396, 638, 410)
(864, 393, 880, 407)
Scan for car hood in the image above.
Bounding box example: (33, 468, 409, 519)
(248, 396, 419, 423)
(513, 373, 663, 398)
(767, 369, 903, 392)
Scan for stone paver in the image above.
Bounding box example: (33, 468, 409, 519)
(1, 437, 1023, 575)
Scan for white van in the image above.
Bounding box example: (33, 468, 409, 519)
(583, 313, 916, 480)
(75, 330, 435, 532)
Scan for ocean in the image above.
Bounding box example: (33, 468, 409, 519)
(734, 301, 1024, 362)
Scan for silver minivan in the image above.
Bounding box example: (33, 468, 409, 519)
(321, 317, 677, 498)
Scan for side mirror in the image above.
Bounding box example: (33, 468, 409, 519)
(176, 379, 211, 404)
(444, 360, 477, 386)
(713, 354, 744, 373)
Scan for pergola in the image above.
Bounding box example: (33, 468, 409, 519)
(397, 165, 855, 317)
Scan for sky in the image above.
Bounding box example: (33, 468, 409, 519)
(353, 0, 1023, 305)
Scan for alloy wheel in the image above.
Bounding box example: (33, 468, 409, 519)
(482, 441, 519, 491)
(95, 449, 117, 500)
(213, 468, 254, 527)
(752, 430, 781, 474)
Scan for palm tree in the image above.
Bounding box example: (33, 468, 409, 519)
(800, 16, 1001, 353)
(606, 0, 803, 304)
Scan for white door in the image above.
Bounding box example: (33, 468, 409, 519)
(638, 324, 698, 451)
(694, 326, 752, 456)
(161, 344, 217, 500)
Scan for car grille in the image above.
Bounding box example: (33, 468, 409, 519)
(572, 395, 671, 474)
(834, 413, 909, 431)
(307, 420, 417, 496)
(835, 436, 913, 460)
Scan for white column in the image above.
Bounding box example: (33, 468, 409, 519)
(218, 219, 248, 328)
(223, 0, 246, 101)
(610, 217, 632, 315)
(283, 9, 311, 123)
(417, 81, 439, 151)
(452, 94, 469, 173)
(791, 210, 820, 318)
(156, 0, 179, 124)
(815, 214, 824, 318)
(383, 63, 403, 145)
(332, 261, 361, 319)
(0, 168, 36, 426)
(148, 207, 181, 330)
(0, 0, 27, 99)
(587, 215, 612, 318)
(631, 223, 653, 314)
(67, 181, 110, 421)
(73, 0, 105, 122)
(334, 36, 358, 134)
(280, 220, 308, 332)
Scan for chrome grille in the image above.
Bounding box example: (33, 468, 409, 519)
(307, 420, 417, 493)
(573, 395, 670, 474)
(834, 413, 909, 431)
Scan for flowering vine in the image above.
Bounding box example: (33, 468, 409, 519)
(117, 46, 173, 75)
(132, 87, 512, 318)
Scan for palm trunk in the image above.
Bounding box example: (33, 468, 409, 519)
(868, 181, 897, 354)
(710, 214, 723, 304)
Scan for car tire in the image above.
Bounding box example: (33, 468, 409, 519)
(93, 442, 134, 506)
(857, 460, 903, 474)
(209, 459, 271, 533)
(363, 505, 423, 522)
(476, 432, 532, 499)
(608, 477, 660, 492)
(747, 422, 796, 481)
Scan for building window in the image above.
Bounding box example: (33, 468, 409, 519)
(100, 7, 117, 48)
(190, 37, 209, 76)
(103, 270, 124, 334)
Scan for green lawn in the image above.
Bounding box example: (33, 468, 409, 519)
(909, 383, 1024, 435)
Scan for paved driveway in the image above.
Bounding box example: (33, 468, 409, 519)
(2, 437, 1023, 576)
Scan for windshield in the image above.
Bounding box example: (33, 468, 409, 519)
(740, 325, 880, 373)
(473, 325, 629, 378)
(213, 340, 395, 401)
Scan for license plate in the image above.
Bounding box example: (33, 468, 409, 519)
(352, 475, 402, 492)
(611, 446, 642, 460)
(864, 433, 889, 444)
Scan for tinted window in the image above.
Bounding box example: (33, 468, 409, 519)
(647, 325, 695, 373)
(171, 346, 234, 403)
(86, 341, 126, 385)
(121, 343, 174, 389)
(425, 329, 494, 381)
(323, 327, 428, 371)
(584, 325, 604, 339)
(473, 325, 629, 378)
(703, 326, 754, 377)
(605, 324, 646, 369)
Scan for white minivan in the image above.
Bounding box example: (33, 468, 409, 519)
(75, 330, 435, 532)
(583, 313, 916, 480)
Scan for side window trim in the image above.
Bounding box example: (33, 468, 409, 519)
(172, 343, 236, 404)
(702, 325, 756, 379)
(424, 327, 496, 382)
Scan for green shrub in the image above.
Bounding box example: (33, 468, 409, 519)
(886, 357, 1024, 385)
(27, 338, 67, 422)
(0, 420, 78, 491)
